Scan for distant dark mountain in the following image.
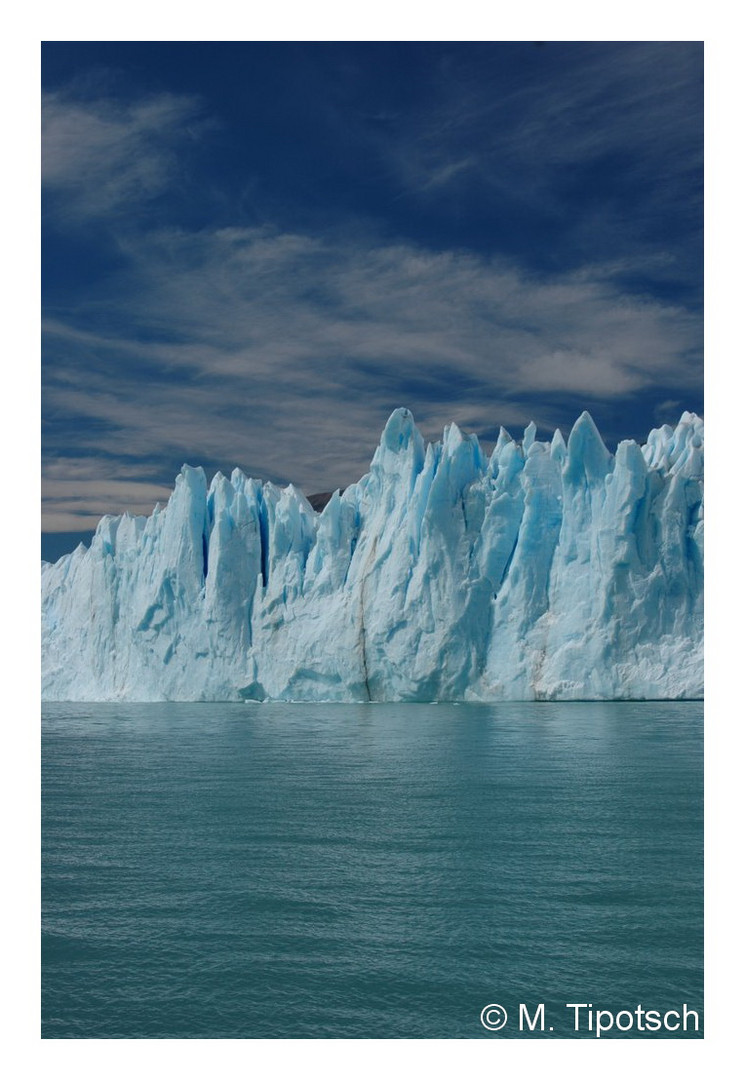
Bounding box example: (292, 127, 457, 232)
(307, 492, 335, 512)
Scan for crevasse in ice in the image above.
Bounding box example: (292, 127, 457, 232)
(41, 409, 703, 701)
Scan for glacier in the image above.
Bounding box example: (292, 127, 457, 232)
(41, 409, 703, 702)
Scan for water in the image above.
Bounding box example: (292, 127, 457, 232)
(41, 701, 703, 1039)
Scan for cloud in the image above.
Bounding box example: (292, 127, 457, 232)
(41, 457, 177, 532)
(56, 224, 699, 396)
(42, 89, 204, 221)
(386, 43, 702, 202)
(42, 487, 175, 533)
(42, 223, 702, 531)
(354, 42, 702, 290)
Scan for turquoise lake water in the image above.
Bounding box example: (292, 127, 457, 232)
(41, 701, 703, 1039)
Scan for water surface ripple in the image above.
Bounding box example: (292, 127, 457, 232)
(42, 701, 703, 1039)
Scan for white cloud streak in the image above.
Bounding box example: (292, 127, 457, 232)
(42, 90, 204, 221)
(378, 43, 702, 215)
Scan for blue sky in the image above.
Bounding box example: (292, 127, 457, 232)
(41, 41, 703, 559)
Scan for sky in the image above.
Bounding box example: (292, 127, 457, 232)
(41, 41, 703, 561)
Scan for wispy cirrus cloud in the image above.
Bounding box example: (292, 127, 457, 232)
(379, 43, 702, 205)
(348, 42, 702, 302)
(42, 89, 204, 222)
(49, 224, 700, 396)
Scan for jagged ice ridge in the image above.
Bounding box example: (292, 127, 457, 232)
(42, 409, 703, 702)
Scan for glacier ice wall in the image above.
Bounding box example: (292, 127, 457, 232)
(41, 410, 703, 702)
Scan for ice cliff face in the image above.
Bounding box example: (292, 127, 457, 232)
(41, 410, 703, 702)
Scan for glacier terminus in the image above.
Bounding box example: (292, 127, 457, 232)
(41, 410, 703, 702)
